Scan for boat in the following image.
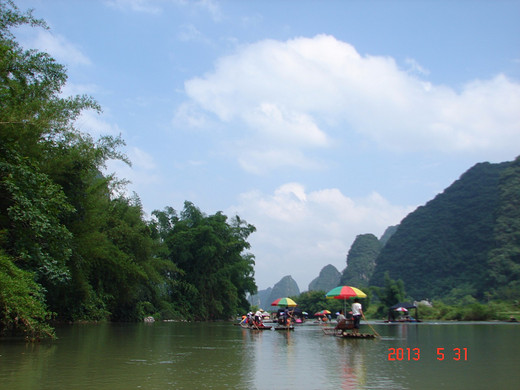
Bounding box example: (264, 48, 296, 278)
(337, 332, 376, 339)
(386, 302, 422, 322)
(322, 327, 375, 339)
(384, 318, 421, 323)
(240, 323, 272, 330)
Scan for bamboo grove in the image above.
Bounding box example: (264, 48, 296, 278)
(0, 1, 257, 339)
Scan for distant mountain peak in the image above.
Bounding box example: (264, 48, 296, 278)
(308, 264, 340, 292)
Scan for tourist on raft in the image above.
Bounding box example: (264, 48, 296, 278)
(335, 310, 347, 331)
(352, 298, 363, 334)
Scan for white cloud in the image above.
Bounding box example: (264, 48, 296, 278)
(74, 110, 122, 138)
(30, 30, 91, 66)
(229, 183, 414, 290)
(61, 83, 101, 97)
(245, 103, 329, 148)
(405, 58, 430, 76)
(173, 101, 212, 128)
(130, 147, 157, 170)
(182, 34, 520, 173)
(105, 146, 160, 201)
(104, 0, 161, 14)
(195, 0, 222, 22)
(106, 0, 222, 19)
(73, 111, 161, 204)
(177, 24, 209, 43)
(237, 148, 322, 175)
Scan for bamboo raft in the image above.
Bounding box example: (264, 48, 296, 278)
(274, 326, 294, 331)
(240, 323, 272, 330)
(322, 327, 376, 339)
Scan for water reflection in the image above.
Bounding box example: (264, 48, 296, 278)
(1, 322, 519, 389)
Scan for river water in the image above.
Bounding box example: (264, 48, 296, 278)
(0, 321, 519, 389)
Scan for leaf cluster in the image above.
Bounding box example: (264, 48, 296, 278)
(0, 3, 257, 339)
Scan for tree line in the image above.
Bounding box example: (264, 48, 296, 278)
(0, 1, 257, 340)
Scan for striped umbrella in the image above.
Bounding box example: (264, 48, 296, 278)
(325, 286, 367, 314)
(271, 297, 298, 307)
(325, 286, 367, 300)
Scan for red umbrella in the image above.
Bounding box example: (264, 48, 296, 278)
(314, 310, 330, 317)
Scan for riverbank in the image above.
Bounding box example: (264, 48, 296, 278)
(363, 300, 519, 322)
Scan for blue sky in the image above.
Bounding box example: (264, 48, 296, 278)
(14, 0, 520, 291)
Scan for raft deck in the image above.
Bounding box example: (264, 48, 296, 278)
(322, 328, 376, 339)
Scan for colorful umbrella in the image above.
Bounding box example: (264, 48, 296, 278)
(271, 297, 297, 307)
(325, 286, 367, 314)
(314, 309, 331, 317)
(325, 286, 367, 300)
(394, 307, 408, 312)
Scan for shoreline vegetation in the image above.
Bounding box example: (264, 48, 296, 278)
(365, 301, 520, 322)
(0, 2, 256, 341)
(1, 2, 519, 342)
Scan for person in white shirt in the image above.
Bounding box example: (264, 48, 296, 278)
(351, 298, 363, 334)
(254, 310, 263, 325)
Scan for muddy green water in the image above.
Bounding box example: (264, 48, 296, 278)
(0, 321, 519, 389)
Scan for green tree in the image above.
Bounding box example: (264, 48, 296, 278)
(153, 202, 257, 320)
(296, 290, 342, 316)
(0, 0, 96, 287)
(0, 1, 130, 330)
(0, 250, 55, 340)
(488, 156, 520, 299)
(372, 272, 406, 316)
(340, 233, 381, 286)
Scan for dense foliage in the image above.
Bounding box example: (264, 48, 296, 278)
(0, 1, 257, 339)
(294, 289, 372, 318)
(415, 300, 517, 322)
(339, 233, 381, 287)
(152, 203, 256, 320)
(488, 156, 520, 299)
(370, 161, 513, 300)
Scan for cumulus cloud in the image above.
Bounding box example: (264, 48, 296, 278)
(229, 183, 414, 290)
(182, 34, 520, 173)
(29, 30, 91, 66)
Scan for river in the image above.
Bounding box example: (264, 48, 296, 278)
(0, 321, 518, 389)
